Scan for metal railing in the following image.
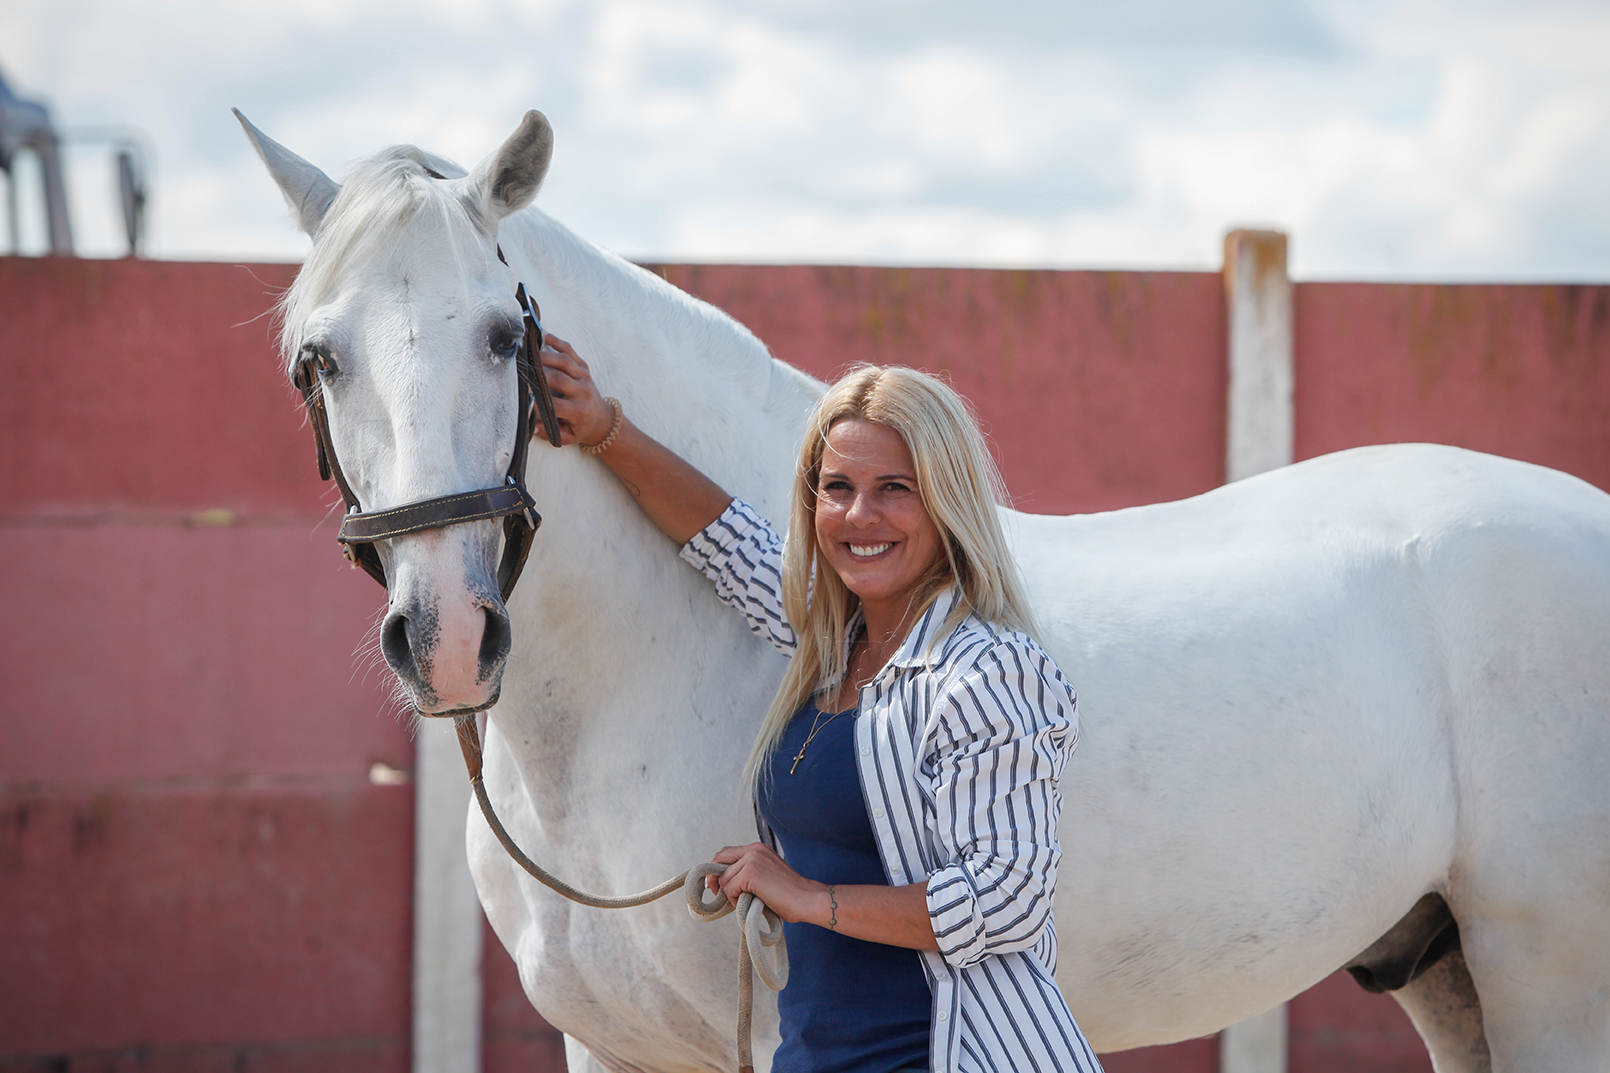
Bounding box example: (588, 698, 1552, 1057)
(1, 67, 148, 257)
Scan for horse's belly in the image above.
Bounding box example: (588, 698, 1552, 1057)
(1051, 635, 1457, 1047)
(1013, 480, 1477, 1047)
(1053, 700, 1454, 1051)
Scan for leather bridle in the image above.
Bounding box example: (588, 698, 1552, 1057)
(291, 251, 563, 602)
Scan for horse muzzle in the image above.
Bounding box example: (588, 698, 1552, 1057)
(380, 583, 513, 716)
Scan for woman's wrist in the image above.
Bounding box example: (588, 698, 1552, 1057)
(800, 881, 939, 950)
(783, 880, 836, 929)
(580, 396, 623, 454)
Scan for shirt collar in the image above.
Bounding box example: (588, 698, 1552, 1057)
(833, 586, 966, 688)
(881, 585, 965, 671)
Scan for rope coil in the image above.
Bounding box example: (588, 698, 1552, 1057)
(457, 716, 787, 1072)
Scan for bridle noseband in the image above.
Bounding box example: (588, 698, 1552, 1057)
(292, 247, 563, 602)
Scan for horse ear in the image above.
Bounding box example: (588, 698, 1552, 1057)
(233, 108, 341, 237)
(469, 110, 553, 222)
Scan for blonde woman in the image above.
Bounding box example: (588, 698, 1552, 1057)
(540, 339, 1101, 1073)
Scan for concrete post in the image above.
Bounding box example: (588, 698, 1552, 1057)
(1221, 1005, 1289, 1073)
(413, 717, 484, 1073)
(1223, 229, 1293, 482)
(1218, 228, 1294, 1073)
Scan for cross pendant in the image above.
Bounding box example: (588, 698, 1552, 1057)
(789, 749, 807, 775)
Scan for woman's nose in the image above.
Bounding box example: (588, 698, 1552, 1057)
(844, 490, 880, 525)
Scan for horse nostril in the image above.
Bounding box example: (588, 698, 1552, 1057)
(478, 604, 512, 681)
(381, 610, 417, 679)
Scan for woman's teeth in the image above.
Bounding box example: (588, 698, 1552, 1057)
(849, 543, 892, 557)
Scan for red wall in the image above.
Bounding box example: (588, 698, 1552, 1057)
(0, 257, 419, 1070)
(1296, 282, 1610, 487)
(652, 265, 1230, 514)
(4, 255, 1608, 1072)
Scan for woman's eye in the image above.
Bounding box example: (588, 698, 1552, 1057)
(818, 480, 853, 498)
(883, 482, 914, 496)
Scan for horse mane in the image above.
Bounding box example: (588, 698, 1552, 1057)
(278, 146, 484, 373)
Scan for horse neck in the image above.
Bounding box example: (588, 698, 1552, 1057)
(486, 209, 816, 818)
(505, 207, 818, 503)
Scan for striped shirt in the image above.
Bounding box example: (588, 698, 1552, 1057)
(682, 500, 1104, 1073)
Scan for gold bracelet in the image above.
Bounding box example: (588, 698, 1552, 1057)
(581, 397, 623, 455)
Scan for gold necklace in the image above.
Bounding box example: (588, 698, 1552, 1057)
(789, 704, 848, 775)
(788, 633, 881, 775)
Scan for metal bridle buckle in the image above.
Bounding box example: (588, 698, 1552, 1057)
(508, 475, 540, 532)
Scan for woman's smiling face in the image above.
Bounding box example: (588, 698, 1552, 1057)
(813, 417, 944, 617)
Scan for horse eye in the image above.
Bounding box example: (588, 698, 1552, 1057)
(489, 326, 523, 361)
(304, 344, 340, 377)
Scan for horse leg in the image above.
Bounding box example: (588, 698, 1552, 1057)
(1456, 902, 1610, 1073)
(1437, 518, 1610, 1071)
(1452, 814, 1610, 1070)
(1390, 947, 1490, 1073)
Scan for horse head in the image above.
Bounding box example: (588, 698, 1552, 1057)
(237, 109, 554, 716)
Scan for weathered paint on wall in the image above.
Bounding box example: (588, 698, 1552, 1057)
(2, 784, 411, 1058)
(2, 258, 315, 514)
(1296, 282, 1610, 487)
(1288, 973, 1436, 1073)
(6, 254, 1607, 1073)
(0, 257, 425, 1071)
(651, 264, 1230, 515)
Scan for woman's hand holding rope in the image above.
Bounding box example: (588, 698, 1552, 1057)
(709, 842, 941, 952)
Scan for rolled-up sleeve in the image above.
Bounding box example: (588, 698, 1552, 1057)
(924, 637, 1078, 968)
(679, 499, 797, 656)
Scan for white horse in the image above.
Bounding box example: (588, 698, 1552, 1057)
(240, 110, 1610, 1073)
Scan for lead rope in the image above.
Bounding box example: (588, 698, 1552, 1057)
(454, 716, 788, 1073)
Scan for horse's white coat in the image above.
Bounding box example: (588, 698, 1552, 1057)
(250, 116, 1610, 1073)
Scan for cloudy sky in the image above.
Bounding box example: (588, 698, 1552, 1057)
(3, 0, 1608, 279)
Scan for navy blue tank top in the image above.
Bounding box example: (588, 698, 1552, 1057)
(758, 700, 931, 1073)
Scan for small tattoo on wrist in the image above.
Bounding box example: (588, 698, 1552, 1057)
(827, 885, 839, 930)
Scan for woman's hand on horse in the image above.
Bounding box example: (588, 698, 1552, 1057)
(528, 330, 730, 544)
(538, 335, 616, 447)
(709, 843, 828, 925)
(530, 333, 734, 545)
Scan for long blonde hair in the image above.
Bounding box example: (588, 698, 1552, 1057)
(742, 365, 1039, 793)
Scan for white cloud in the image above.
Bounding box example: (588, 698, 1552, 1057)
(2, 0, 1607, 278)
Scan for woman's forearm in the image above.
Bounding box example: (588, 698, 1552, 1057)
(712, 843, 941, 952)
(592, 417, 733, 546)
(802, 881, 940, 952)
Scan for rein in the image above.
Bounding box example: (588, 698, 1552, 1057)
(455, 713, 788, 1073)
(291, 255, 787, 1073)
